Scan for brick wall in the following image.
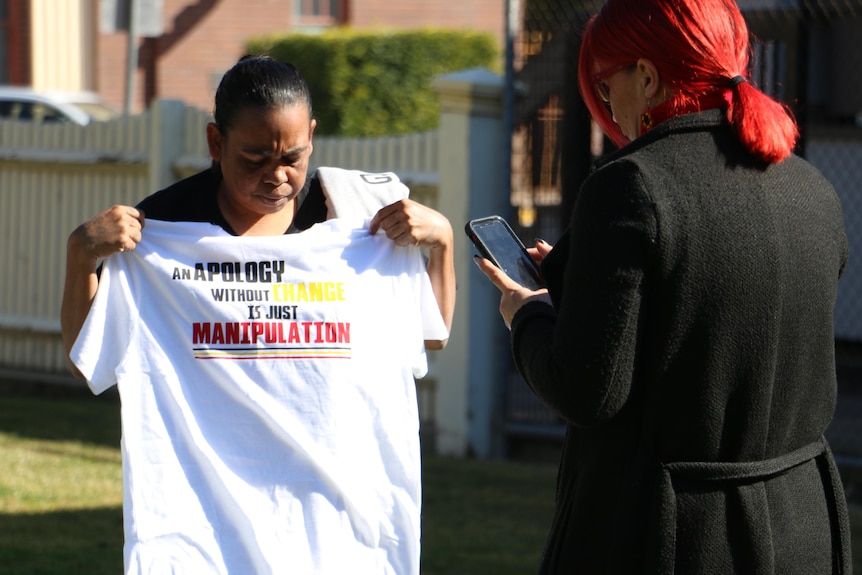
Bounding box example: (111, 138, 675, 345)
(96, 0, 293, 114)
(155, 0, 295, 113)
(8, 0, 31, 84)
(348, 0, 504, 48)
(96, 33, 130, 112)
(96, 0, 505, 115)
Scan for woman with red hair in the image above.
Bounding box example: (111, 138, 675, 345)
(476, 0, 852, 572)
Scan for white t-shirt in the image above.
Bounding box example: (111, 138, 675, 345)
(71, 218, 448, 575)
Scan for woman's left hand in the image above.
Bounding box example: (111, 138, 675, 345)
(369, 199, 453, 249)
(473, 256, 551, 329)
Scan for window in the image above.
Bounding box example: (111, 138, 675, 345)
(0, 99, 77, 124)
(295, 0, 346, 27)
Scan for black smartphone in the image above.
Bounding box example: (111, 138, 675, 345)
(465, 216, 544, 290)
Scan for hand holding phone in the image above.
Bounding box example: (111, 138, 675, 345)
(465, 216, 544, 290)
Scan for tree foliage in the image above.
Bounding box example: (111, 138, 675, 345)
(247, 29, 498, 137)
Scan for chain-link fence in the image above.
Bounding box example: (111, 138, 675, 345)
(504, 0, 862, 475)
(504, 0, 597, 460)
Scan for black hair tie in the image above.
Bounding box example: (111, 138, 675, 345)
(728, 75, 747, 88)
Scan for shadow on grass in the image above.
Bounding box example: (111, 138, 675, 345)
(420, 456, 556, 575)
(0, 382, 120, 449)
(0, 507, 123, 575)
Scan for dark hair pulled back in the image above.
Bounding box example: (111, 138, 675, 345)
(213, 54, 313, 132)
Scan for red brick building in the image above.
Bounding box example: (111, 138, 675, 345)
(1, 0, 505, 115)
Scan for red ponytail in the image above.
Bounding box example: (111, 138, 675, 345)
(728, 79, 800, 163)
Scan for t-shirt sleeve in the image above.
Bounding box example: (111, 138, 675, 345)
(418, 266, 448, 342)
(70, 255, 138, 394)
(408, 253, 448, 380)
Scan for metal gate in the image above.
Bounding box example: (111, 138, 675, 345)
(503, 0, 600, 459)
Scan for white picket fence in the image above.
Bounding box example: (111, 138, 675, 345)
(0, 100, 439, 376)
(3, 75, 860, 459)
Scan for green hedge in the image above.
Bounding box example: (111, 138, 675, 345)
(247, 29, 498, 137)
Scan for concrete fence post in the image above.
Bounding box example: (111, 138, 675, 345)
(431, 68, 509, 457)
(148, 99, 187, 191)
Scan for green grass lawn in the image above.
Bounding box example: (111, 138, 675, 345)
(0, 391, 123, 574)
(0, 389, 860, 574)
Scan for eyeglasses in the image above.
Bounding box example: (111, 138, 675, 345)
(593, 63, 636, 104)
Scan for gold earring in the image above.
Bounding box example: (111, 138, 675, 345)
(640, 100, 653, 133)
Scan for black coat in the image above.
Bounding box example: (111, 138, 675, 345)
(510, 110, 852, 574)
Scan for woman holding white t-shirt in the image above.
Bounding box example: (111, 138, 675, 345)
(61, 54, 455, 363)
(60, 55, 456, 574)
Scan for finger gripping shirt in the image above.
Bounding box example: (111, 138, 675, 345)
(71, 218, 448, 575)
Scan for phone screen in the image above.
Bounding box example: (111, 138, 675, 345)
(466, 216, 544, 290)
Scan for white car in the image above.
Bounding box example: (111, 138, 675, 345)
(0, 86, 117, 125)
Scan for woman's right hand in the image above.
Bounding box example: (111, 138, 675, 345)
(474, 255, 551, 330)
(68, 205, 145, 264)
(62, 205, 145, 375)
